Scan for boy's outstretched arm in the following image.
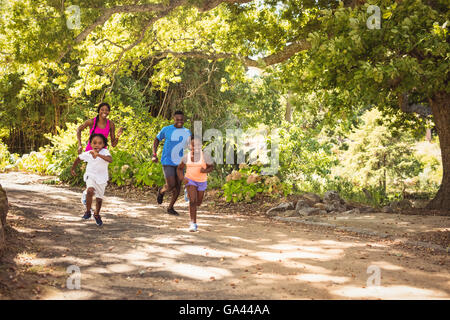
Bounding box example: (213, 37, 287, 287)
(71, 157, 81, 176)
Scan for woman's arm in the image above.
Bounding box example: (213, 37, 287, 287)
(77, 119, 93, 154)
(110, 121, 123, 148)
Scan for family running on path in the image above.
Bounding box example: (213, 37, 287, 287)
(74, 105, 213, 232)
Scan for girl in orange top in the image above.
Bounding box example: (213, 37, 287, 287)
(177, 136, 214, 232)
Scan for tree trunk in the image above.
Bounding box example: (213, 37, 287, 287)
(284, 90, 293, 123)
(426, 92, 450, 212)
(426, 128, 432, 142)
(0, 184, 8, 254)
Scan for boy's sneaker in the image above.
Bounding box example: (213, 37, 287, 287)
(94, 214, 103, 227)
(189, 222, 198, 232)
(82, 210, 92, 220)
(81, 190, 87, 206)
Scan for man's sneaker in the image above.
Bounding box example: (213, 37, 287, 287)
(157, 187, 164, 205)
(82, 210, 92, 220)
(81, 190, 87, 206)
(189, 222, 198, 232)
(94, 214, 103, 227)
(167, 208, 179, 216)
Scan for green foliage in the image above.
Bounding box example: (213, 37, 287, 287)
(277, 121, 338, 185)
(15, 149, 52, 174)
(0, 140, 15, 172)
(222, 163, 292, 203)
(334, 109, 424, 194)
(91, 149, 165, 188)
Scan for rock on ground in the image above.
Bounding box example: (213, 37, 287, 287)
(323, 191, 345, 204)
(299, 192, 322, 205)
(266, 202, 294, 215)
(297, 207, 323, 216)
(295, 200, 310, 212)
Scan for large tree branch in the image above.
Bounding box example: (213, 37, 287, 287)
(152, 40, 310, 67)
(58, 0, 253, 62)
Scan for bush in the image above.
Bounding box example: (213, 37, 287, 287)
(222, 163, 292, 203)
(15, 149, 53, 174)
(0, 141, 14, 172)
(108, 150, 164, 188)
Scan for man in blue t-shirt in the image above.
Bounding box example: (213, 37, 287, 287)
(152, 110, 191, 215)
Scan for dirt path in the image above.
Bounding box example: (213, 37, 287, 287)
(0, 172, 449, 300)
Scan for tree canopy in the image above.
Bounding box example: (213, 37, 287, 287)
(0, 0, 448, 209)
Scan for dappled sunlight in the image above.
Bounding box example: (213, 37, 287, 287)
(220, 236, 260, 244)
(294, 273, 349, 284)
(107, 263, 137, 273)
(368, 261, 404, 271)
(176, 245, 242, 259)
(42, 290, 95, 300)
(251, 248, 344, 262)
(164, 263, 233, 281)
(2, 173, 449, 300)
(331, 285, 449, 299)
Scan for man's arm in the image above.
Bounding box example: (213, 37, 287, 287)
(152, 138, 160, 163)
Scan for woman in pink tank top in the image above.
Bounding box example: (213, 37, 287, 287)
(76, 102, 124, 154)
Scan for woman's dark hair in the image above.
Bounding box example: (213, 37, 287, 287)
(89, 133, 108, 147)
(90, 102, 111, 141)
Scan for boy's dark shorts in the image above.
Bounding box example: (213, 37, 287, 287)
(162, 165, 178, 178)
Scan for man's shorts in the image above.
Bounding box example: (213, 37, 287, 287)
(186, 178, 207, 192)
(85, 176, 107, 199)
(163, 165, 178, 178)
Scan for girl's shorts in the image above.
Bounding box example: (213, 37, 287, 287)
(85, 176, 107, 199)
(186, 178, 207, 191)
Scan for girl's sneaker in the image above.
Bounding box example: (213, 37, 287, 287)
(94, 214, 103, 227)
(82, 210, 92, 220)
(189, 222, 197, 232)
(81, 190, 87, 206)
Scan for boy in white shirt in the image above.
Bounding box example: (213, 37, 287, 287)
(71, 133, 112, 226)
